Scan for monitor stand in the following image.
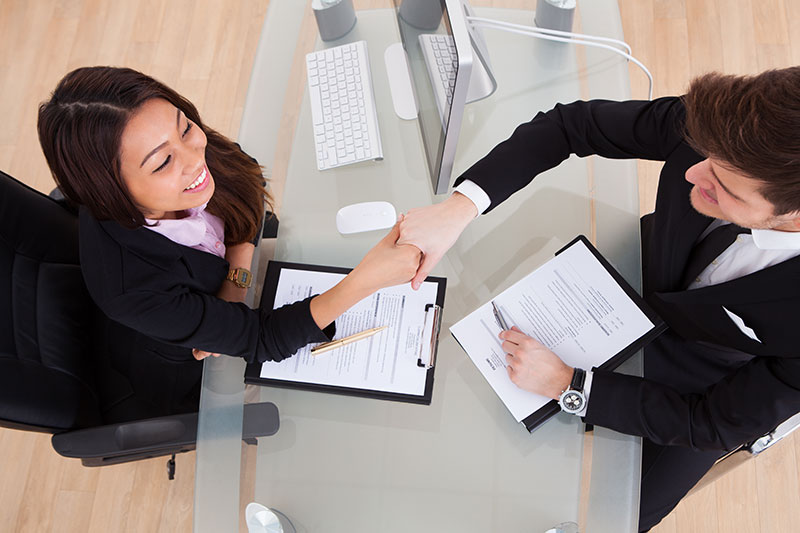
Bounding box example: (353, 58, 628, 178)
(384, 43, 418, 120)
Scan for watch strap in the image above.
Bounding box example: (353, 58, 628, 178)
(569, 367, 586, 391)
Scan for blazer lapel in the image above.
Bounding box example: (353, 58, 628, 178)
(657, 255, 800, 305)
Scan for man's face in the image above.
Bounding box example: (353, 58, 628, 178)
(685, 158, 800, 231)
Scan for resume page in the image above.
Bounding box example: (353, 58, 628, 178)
(450, 240, 654, 422)
(260, 269, 438, 396)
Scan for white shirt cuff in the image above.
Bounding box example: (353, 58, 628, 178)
(573, 370, 592, 417)
(453, 180, 491, 216)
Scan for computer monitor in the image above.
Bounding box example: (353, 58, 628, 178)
(391, 0, 497, 195)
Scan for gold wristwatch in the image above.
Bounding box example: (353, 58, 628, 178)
(226, 267, 252, 289)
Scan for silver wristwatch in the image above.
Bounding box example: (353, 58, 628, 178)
(558, 368, 586, 415)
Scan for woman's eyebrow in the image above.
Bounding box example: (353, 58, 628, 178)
(139, 108, 181, 168)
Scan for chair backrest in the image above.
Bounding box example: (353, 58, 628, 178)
(0, 170, 103, 431)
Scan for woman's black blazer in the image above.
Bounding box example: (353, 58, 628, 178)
(78, 208, 332, 364)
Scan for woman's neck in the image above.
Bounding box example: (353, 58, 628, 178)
(147, 209, 189, 221)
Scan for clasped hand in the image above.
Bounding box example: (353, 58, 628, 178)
(348, 222, 423, 293)
(396, 192, 477, 289)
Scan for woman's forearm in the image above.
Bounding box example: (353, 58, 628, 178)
(309, 275, 373, 330)
(308, 223, 422, 330)
(218, 242, 255, 303)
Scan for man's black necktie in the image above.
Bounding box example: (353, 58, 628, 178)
(681, 223, 751, 288)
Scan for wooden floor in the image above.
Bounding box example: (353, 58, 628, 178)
(1, 0, 799, 531)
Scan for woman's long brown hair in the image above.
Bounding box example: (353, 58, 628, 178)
(38, 66, 271, 244)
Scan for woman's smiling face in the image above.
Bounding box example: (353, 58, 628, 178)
(119, 97, 214, 220)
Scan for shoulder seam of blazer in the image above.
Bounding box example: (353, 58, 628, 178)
(80, 207, 187, 271)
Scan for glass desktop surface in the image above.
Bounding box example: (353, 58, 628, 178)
(195, 2, 641, 532)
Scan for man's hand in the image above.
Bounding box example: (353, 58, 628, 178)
(500, 326, 573, 399)
(397, 192, 477, 289)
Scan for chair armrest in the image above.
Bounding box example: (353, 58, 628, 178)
(51, 401, 279, 463)
(746, 411, 800, 455)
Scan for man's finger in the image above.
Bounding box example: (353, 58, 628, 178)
(502, 328, 540, 346)
(502, 340, 519, 355)
(411, 255, 437, 290)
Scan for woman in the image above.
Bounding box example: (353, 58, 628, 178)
(37, 66, 420, 413)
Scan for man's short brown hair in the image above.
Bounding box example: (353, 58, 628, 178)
(684, 67, 800, 215)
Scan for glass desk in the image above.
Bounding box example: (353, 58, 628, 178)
(194, 1, 642, 532)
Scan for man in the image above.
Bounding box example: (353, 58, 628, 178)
(397, 67, 800, 531)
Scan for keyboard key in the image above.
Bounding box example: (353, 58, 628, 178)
(309, 86, 323, 125)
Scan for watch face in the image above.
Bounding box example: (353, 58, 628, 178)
(561, 391, 585, 413)
(230, 268, 252, 288)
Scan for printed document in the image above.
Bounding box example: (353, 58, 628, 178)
(260, 269, 438, 395)
(450, 239, 655, 423)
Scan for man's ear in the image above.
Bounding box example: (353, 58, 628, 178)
(786, 213, 800, 230)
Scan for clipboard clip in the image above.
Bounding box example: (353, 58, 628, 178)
(417, 304, 442, 369)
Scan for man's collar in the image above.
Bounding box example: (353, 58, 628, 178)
(751, 228, 800, 250)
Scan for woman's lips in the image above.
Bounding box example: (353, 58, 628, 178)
(185, 166, 209, 193)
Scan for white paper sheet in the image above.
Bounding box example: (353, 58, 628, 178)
(260, 268, 439, 396)
(451, 240, 654, 422)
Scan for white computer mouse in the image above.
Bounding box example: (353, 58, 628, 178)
(336, 201, 397, 234)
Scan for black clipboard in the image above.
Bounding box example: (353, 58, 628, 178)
(452, 235, 666, 432)
(244, 260, 446, 405)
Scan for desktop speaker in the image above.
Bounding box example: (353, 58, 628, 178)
(534, 0, 576, 33)
(312, 0, 357, 42)
(398, 0, 444, 31)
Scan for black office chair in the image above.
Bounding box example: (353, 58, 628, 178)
(0, 169, 278, 477)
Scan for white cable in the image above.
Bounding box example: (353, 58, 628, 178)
(468, 15, 632, 55)
(467, 16, 653, 101)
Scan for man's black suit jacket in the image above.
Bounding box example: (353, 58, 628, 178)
(455, 97, 800, 452)
(78, 208, 332, 365)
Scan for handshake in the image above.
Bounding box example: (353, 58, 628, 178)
(358, 192, 479, 291)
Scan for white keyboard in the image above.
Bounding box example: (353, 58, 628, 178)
(306, 41, 384, 171)
(419, 34, 457, 127)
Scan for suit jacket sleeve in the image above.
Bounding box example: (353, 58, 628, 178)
(454, 97, 687, 212)
(586, 357, 800, 451)
(79, 210, 333, 364)
(100, 289, 332, 364)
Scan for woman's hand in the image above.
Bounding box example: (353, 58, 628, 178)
(309, 223, 421, 330)
(500, 326, 574, 399)
(349, 222, 423, 292)
(192, 349, 220, 360)
(397, 192, 477, 289)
